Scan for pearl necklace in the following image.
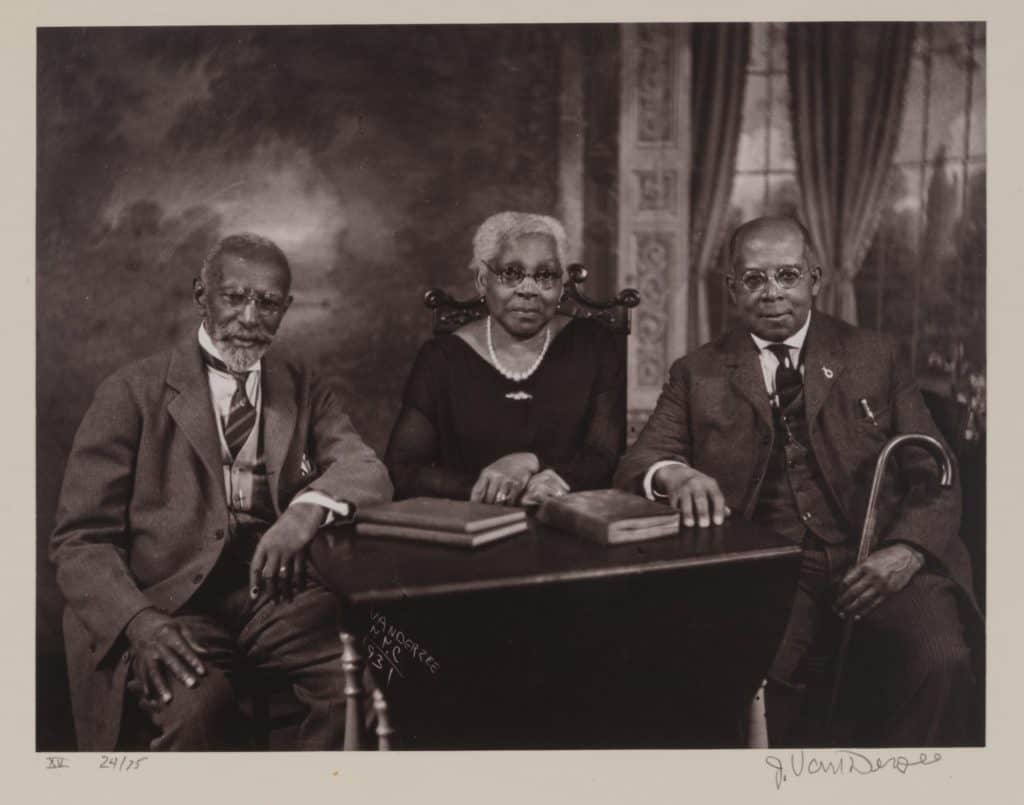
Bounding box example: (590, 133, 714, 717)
(486, 315, 551, 383)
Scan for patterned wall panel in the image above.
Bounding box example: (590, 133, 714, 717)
(635, 169, 679, 212)
(634, 232, 673, 388)
(617, 23, 691, 439)
(636, 24, 677, 144)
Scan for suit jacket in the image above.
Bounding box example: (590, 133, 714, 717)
(50, 335, 394, 750)
(614, 313, 973, 598)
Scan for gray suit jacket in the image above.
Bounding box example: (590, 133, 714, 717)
(51, 335, 393, 750)
(614, 313, 973, 598)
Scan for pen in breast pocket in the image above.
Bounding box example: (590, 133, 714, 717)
(858, 398, 879, 428)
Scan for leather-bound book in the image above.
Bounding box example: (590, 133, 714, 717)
(359, 497, 526, 532)
(355, 497, 528, 547)
(535, 489, 680, 544)
(355, 519, 528, 548)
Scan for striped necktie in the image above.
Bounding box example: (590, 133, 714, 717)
(766, 343, 802, 409)
(200, 349, 257, 459)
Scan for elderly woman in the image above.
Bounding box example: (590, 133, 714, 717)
(385, 211, 625, 506)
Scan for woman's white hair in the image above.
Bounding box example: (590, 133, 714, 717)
(469, 211, 570, 280)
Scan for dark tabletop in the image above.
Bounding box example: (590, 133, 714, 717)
(311, 516, 800, 606)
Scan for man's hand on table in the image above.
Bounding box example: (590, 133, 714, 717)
(250, 503, 324, 603)
(125, 608, 206, 706)
(834, 544, 925, 620)
(654, 464, 732, 527)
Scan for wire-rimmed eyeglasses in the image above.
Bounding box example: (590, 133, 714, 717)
(484, 259, 563, 291)
(731, 265, 809, 293)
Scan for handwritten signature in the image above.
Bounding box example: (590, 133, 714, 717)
(364, 611, 440, 685)
(766, 749, 942, 789)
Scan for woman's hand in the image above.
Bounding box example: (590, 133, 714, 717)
(471, 452, 540, 505)
(520, 468, 570, 506)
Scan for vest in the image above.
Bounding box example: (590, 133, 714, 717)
(753, 387, 849, 544)
(222, 401, 275, 534)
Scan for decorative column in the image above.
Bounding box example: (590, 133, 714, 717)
(617, 23, 692, 440)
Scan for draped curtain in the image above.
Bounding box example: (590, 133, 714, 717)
(787, 22, 915, 324)
(689, 23, 751, 347)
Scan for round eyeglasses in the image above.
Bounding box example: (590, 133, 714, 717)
(485, 260, 563, 291)
(734, 266, 808, 293)
(218, 288, 288, 317)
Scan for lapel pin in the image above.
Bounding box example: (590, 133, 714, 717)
(822, 365, 834, 379)
(505, 390, 533, 401)
(859, 398, 879, 427)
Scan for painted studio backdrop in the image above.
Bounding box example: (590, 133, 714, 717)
(37, 23, 985, 749)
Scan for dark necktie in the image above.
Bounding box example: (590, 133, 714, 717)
(766, 343, 802, 409)
(200, 349, 257, 459)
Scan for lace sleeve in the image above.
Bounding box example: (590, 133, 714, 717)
(384, 404, 476, 500)
(384, 341, 477, 500)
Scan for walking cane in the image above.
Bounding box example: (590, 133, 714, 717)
(825, 434, 954, 737)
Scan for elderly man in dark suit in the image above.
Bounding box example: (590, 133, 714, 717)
(615, 216, 976, 746)
(51, 233, 393, 751)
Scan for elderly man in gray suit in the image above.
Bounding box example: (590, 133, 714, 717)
(615, 216, 977, 746)
(51, 233, 393, 751)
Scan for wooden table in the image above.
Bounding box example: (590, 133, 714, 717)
(311, 517, 802, 749)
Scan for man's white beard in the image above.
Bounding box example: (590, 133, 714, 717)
(207, 320, 272, 373)
(214, 339, 269, 373)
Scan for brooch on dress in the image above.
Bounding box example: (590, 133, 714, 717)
(505, 390, 533, 401)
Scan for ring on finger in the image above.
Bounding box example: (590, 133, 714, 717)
(278, 566, 289, 577)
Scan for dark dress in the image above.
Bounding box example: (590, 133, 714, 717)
(385, 317, 625, 500)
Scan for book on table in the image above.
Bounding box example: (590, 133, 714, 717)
(535, 488, 680, 544)
(356, 497, 528, 547)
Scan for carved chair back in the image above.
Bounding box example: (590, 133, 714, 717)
(423, 264, 640, 335)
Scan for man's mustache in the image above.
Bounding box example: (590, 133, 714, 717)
(219, 328, 272, 344)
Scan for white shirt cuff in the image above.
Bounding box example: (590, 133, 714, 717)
(643, 460, 689, 501)
(289, 491, 354, 526)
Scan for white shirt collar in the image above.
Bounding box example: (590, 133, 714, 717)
(749, 310, 812, 356)
(197, 323, 262, 374)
